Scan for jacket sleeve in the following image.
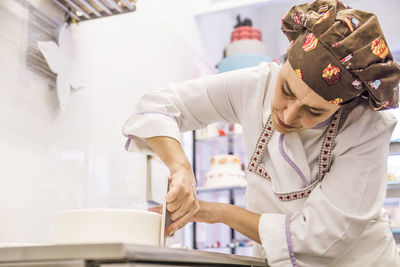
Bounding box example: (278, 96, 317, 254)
(122, 63, 271, 155)
(258, 109, 397, 267)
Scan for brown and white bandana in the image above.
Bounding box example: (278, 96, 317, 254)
(281, 0, 400, 110)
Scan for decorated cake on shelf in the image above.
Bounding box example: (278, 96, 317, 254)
(196, 16, 272, 140)
(205, 154, 247, 188)
(217, 15, 272, 73)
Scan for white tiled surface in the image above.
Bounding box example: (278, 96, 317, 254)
(0, 0, 211, 243)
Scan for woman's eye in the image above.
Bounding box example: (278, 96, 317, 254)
(281, 86, 291, 97)
(307, 110, 323, 117)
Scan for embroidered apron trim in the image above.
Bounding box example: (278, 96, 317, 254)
(247, 118, 275, 171)
(254, 164, 272, 182)
(247, 109, 342, 202)
(317, 110, 341, 180)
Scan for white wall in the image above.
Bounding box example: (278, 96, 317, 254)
(0, 0, 210, 243)
(0, 0, 66, 244)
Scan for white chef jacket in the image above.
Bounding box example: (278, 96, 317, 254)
(123, 62, 400, 267)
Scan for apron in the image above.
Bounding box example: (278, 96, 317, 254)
(247, 109, 342, 201)
(246, 108, 400, 267)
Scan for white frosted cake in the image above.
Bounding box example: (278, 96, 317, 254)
(53, 209, 161, 246)
(205, 154, 246, 188)
(225, 39, 266, 57)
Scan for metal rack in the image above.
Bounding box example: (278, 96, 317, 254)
(387, 142, 400, 244)
(387, 180, 400, 198)
(196, 185, 247, 254)
(192, 129, 249, 255)
(52, 0, 137, 22)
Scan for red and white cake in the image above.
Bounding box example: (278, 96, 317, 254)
(217, 15, 271, 73)
(205, 154, 246, 188)
(224, 16, 266, 57)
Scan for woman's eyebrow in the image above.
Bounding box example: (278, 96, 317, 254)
(283, 78, 329, 112)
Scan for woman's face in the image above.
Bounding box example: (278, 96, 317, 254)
(270, 61, 340, 134)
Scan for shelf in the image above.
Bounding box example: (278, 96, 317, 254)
(195, 132, 243, 142)
(393, 228, 400, 234)
(387, 181, 400, 198)
(193, 0, 278, 16)
(196, 185, 246, 193)
(389, 142, 400, 155)
(197, 182, 399, 195)
(200, 244, 253, 250)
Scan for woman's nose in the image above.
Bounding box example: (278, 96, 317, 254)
(283, 104, 300, 125)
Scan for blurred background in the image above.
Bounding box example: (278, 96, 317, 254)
(0, 0, 399, 256)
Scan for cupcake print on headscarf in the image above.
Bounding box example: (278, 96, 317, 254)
(322, 64, 341, 86)
(281, 0, 400, 111)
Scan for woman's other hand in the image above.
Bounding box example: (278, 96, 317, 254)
(149, 201, 221, 235)
(148, 205, 162, 214)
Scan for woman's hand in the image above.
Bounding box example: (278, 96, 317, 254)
(165, 166, 200, 235)
(145, 136, 200, 236)
(149, 201, 223, 235)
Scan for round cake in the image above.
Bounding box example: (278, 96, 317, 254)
(231, 25, 261, 42)
(205, 154, 246, 188)
(225, 39, 267, 58)
(53, 209, 161, 246)
(217, 15, 271, 73)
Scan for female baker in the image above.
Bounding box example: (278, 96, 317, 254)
(122, 0, 400, 266)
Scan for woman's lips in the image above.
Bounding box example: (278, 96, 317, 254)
(277, 116, 294, 129)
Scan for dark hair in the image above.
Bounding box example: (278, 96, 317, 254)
(279, 53, 288, 65)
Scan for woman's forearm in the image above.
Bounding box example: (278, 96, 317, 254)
(145, 136, 191, 173)
(196, 201, 261, 243)
(145, 137, 261, 241)
(221, 204, 261, 243)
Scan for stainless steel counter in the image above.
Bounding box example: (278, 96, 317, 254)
(0, 243, 269, 267)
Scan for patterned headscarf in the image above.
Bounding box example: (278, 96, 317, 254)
(281, 0, 400, 110)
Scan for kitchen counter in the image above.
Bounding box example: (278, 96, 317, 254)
(0, 243, 269, 266)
